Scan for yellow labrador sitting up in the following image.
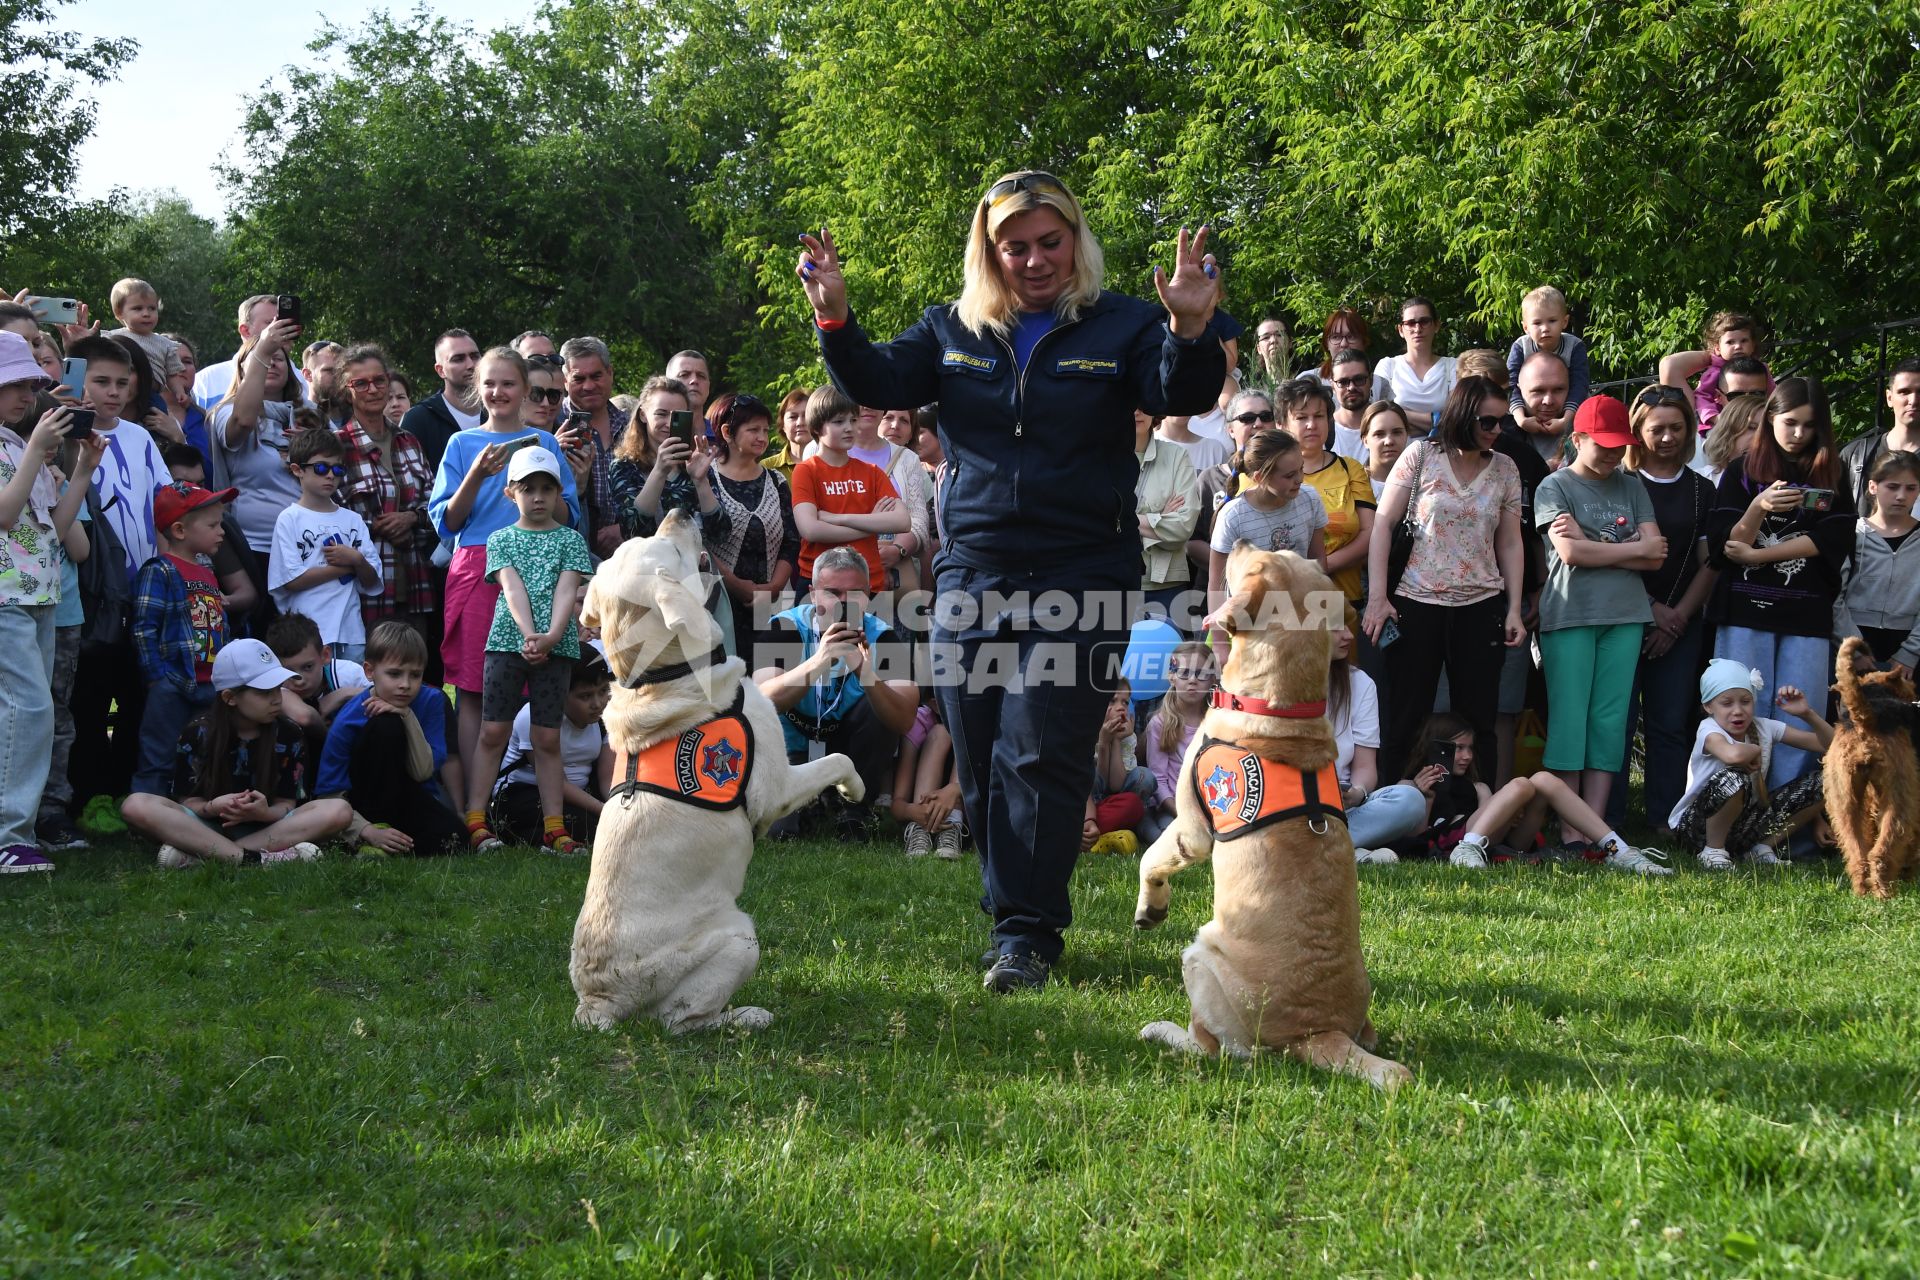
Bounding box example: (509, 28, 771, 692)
(1134, 543, 1411, 1092)
(572, 509, 864, 1033)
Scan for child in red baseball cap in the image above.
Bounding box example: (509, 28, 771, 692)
(128, 480, 240, 796)
(1529, 396, 1674, 873)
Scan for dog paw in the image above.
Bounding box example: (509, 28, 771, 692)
(726, 1006, 774, 1031)
(1372, 1061, 1415, 1093)
(573, 1003, 618, 1032)
(1139, 1020, 1190, 1050)
(837, 773, 866, 804)
(1133, 903, 1168, 930)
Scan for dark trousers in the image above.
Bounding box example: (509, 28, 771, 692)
(347, 712, 466, 854)
(770, 695, 902, 836)
(1608, 614, 1707, 830)
(71, 636, 146, 803)
(493, 782, 596, 844)
(1380, 593, 1507, 784)
(933, 563, 1125, 965)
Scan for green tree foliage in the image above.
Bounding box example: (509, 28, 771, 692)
(0, 0, 135, 239)
(101, 195, 232, 362)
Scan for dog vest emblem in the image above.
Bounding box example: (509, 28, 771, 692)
(610, 688, 754, 812)
(1191, 738, 1345, 841)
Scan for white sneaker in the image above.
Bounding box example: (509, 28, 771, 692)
(1450, 840, 1488, 869)
(1696, 846, 1735, 873)
(1354, 846, 1400, 865)
(258, 843, 323, 865)
(1747, 843, 1784, 868)
(1603, 841, 1673, 876)
(903, 821, 932, 858)
(156, 844, 201, 870)
(934, 822, 965, 860)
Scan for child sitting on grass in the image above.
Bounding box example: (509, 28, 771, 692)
(120, 639, 352, 867)
(130, 481, 238, 796)
(487, 643, 612, 847)
(1142, 640, 1216, 847)
(265, 611, 370, 739)
(890, 693, 965, 859)
(1084, 678, 1164, 855)
(1669, 659, 1832, 871)
(317, 620, 464, 856)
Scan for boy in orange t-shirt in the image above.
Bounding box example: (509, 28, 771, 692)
(791, 383, 907, 591)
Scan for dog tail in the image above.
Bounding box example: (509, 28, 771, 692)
(1836, 636, 1877, 730)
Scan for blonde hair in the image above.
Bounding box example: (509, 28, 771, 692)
(1701, 393, 1764, 474)
(614, 374, 691, 467)
(110, 277, 160, 315)
(955, 170, 1105, 339)
(1455, 348, 1507, 386)
(1521, 285, 1567, 317)
(1152, 640, 1216, 757)
(1624, 387, 1699, 470)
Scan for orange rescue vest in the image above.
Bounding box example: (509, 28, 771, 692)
(1190, 737, 1346, 841)
(609, 689, 754, 812)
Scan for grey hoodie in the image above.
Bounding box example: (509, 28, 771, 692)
(1834, 517, 1920, 668)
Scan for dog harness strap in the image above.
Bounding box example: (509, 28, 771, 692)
(1190, 738, 1346, 841)
(1209, 689, 1328, 718)
(609, 687, 753, 811)
(618, 645, 730, 690)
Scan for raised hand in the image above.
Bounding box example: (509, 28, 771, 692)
(1151, 225, 1218, 339)
(796, 228, 849, 324)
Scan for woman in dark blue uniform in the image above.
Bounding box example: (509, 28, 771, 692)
(797, 171, 1224, 991)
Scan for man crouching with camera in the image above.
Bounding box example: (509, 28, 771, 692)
(753, 547, 919, 839)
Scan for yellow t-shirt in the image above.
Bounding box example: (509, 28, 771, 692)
(1302, 453, 1374, 601)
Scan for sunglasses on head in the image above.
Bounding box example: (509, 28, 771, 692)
(300, 461, 346, 477)
(527, 387, 566, 404)
(526, 353, 563, 369)
(986, 172, 1070, 208)
(1231, 410, 1277, 425)
(722, 393, 769, 425)
(1634, 385, 1688, 409)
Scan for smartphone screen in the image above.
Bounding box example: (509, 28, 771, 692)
(669, 410, 694, 447)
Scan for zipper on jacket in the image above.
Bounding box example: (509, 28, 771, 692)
(992, 318, 1081, 438)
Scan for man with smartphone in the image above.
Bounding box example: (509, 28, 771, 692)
(558, 335, 626, 557)
(753, 547, 919, 839)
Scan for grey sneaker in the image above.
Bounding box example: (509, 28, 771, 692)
(903, 821, 932, 858)
(1450, 839, 1489, 869)
(1354, 846, 1400, 865)
(934, 822, 965, 860)
(1603, 841, 1673, 876)
(156, 844, 201, 870)
(258, 843, 323, 865)
(983, 950, 1051, 994)
(1696, 846, 1736, 873)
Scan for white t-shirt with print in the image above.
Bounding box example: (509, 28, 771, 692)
(498, 705, 605, 790)
(1329, 668, 1382, 790)
(90, 418, 169, 584)
(1669, 716, 1789, 829)
(268, 502, 383, 646)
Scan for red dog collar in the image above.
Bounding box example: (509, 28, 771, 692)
(1210, 689, 1327, 718)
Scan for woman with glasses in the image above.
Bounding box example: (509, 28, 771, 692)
(708, 391, 799, 668)
(523, 355, 566, 432)
(1610, 385, 1717, 839)
(332, 344, 441, 655)
(1374, 296, 1457, 428)
(796, 169, 1222, 993)
(1364, 375, 1526, 782)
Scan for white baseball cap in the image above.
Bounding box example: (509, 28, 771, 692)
(213, 638, 299, 692)
(507, 444, 565, 485)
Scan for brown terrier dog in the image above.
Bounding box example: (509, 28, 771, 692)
(1134, 544, 1411, 1091)
(1825, 636, 1920, 899)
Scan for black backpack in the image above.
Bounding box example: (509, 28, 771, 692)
(77, 489, 132, 653)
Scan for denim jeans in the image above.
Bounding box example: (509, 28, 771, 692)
(1713, 625, 1830, 791)
(0, 604, 56, 848)
(38, 624, 81, 820)
(131, 681, 217, 797)
(1348, 782, 1429, 849)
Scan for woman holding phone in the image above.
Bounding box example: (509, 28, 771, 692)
(428, 346, 582, 786)
(797, 170, 1223, 993)
(607, 375, 729, 543)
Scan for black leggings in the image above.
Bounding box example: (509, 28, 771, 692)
(347, 712, 467, 854)
(1380, 593, 1507, 783)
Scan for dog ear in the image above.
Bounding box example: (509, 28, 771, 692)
(581, 574, 605, 632)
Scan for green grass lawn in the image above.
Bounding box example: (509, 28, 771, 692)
(4, 838, 1918, 1277)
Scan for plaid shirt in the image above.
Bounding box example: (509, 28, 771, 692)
(562, 398, 630, 537)
(131, 554, 229, 691)
(333, 418, 440, 620)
